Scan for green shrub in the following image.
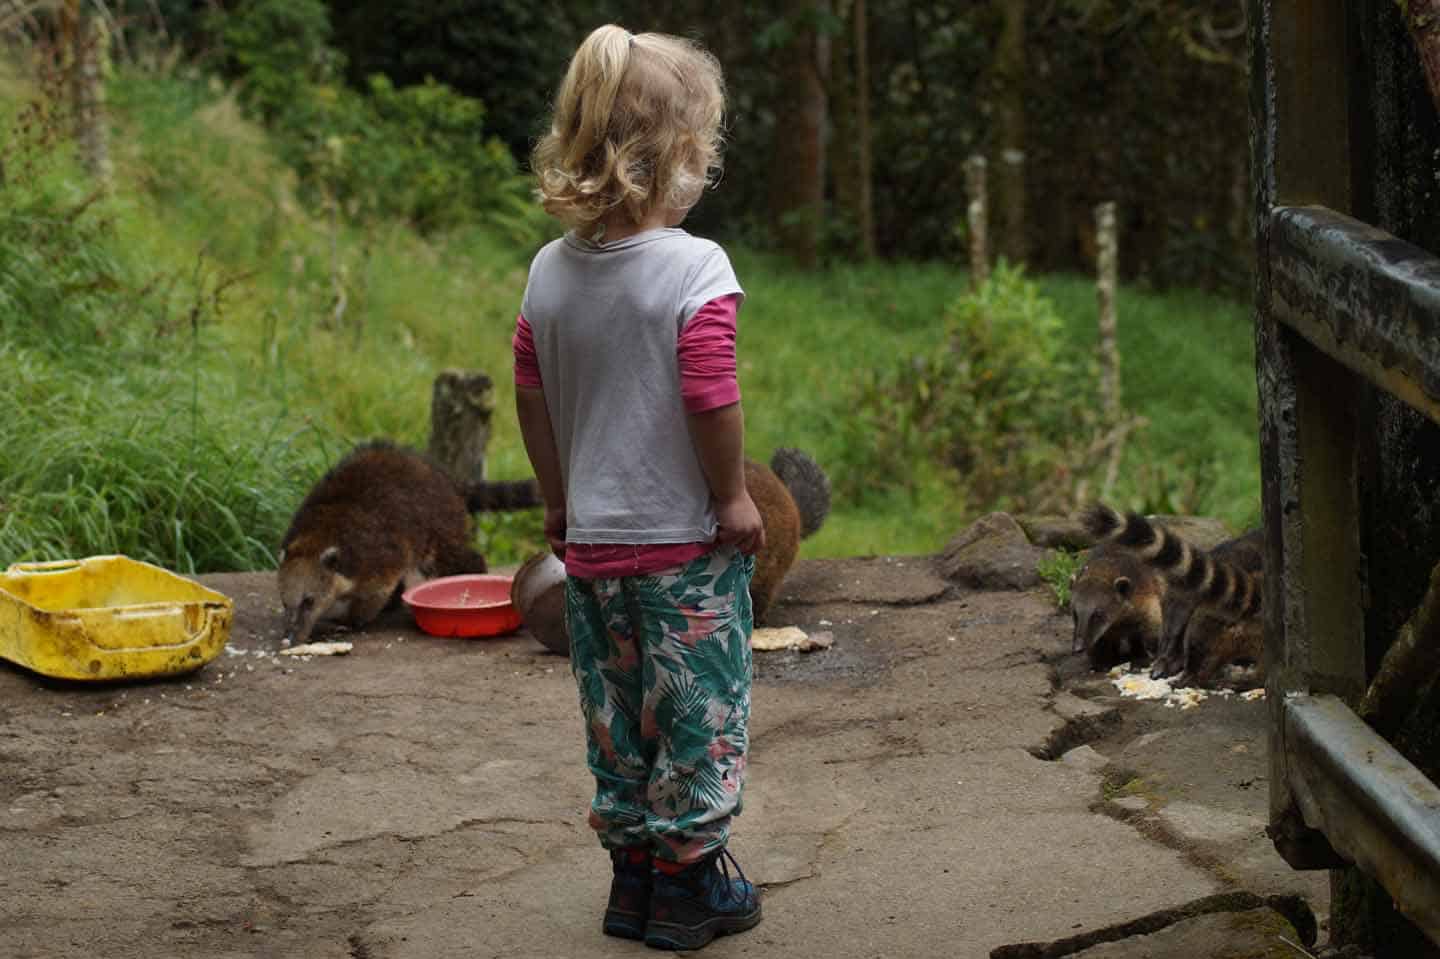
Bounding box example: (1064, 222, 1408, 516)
(839, 264, 1105, 514)
(214, 0, 340, 123)
(278, 75, 536, 235)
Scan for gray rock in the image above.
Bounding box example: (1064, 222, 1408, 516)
(939, 512, 1048, 590)
(1154, 801, 1266, 847)
(1015, 514, 1095, 550)
(1060, 745, 1111, 774)
(1147, 515, 1236, 551)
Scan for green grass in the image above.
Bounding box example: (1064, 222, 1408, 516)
(1040, 275, 1260, 530)
(0, 65, 1261, 571)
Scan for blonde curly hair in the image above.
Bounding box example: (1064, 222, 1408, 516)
(532, 25, 726, 237)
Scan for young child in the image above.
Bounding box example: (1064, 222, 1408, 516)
(513, 24, 765, 952)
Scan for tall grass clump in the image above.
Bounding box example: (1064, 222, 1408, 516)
(0, 345, 331, 572)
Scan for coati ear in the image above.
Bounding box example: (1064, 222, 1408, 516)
(277, 547, 286, 564)
(321, 546, 341, 571)
(1113, 576, 1132, 599)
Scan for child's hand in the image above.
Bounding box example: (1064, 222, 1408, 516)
(715, 493, 765, 555)
(544, 505, 568, 559)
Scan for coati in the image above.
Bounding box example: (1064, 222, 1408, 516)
(1149, 528, 1264, 682)
(1069, 543, 1167, 670)
(1081, 503, 1264, 686)
(748, 447, 831, 623)
(277, 441, 541, 646)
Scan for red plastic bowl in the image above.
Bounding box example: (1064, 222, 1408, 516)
(401, 574, 522, 638)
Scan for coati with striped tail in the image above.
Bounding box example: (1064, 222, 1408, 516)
(277, 441, 541, 646)
(1150, 528, 1264, 682)
(748, 447, 831, 623)
(1080, 503, 1265, 686)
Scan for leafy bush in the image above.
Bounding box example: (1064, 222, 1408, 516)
(279, 75, 536, 235)
(839, 264, 1106, 514)
(209, 0, 539, 237)
(213, 0, 341, 123)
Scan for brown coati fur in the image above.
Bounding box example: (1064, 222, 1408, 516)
(1176, 605, 1266, 688)
(1081, 503, 1264, 686)
(277, 441, 541, 645)
(1150, 528, 1264, 682)
(748, 448, 830, 623)
(1070, 543, 1167, 670)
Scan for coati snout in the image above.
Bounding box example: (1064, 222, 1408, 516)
(276, 441, 539, 646)
(278, 543, 359, 646)
(1069, 545, 1165, 669)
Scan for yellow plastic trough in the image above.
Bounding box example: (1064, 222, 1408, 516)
(0, 556, 233, 681)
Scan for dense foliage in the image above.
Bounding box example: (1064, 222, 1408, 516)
(303, 0, 1251, 289)
(210, 0, 539, 235)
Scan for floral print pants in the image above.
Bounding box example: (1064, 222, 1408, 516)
(565, 546, 755, 864)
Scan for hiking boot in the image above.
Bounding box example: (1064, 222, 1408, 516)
(603, 847, 652, 940)
(644, 848, 762, 951)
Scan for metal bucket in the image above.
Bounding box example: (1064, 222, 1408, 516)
(511, 552, 569, 656)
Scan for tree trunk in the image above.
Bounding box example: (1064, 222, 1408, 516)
(829, 0, 857, 254)
(770, 0, 828, 269)
(827, 0, 874, 260)
(73, 5, 112, 188)
(852, 0, 874, 258)
(992, 0, 1027, 265)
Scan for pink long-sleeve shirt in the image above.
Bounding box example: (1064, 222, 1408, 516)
(513, 293, 742, 577)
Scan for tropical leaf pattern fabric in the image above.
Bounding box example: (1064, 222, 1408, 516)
(566, 546, 755, 864)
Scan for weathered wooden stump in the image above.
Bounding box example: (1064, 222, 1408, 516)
(427, 370, 493, 489)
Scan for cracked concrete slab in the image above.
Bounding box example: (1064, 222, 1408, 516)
(0, 557, 1327, 958)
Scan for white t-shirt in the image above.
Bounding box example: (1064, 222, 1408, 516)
(519, 228, 744, 544)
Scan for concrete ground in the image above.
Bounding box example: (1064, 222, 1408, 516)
(0, 555, 1328, 958)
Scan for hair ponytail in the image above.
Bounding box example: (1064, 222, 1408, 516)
(555, 25, 633, 174)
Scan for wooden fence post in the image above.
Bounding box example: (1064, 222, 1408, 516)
(965, 154, 989, 290)
(1095, 201, 1122, 498)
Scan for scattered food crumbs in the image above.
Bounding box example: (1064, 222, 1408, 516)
(280, 641, 354, 657)
(1108, 666, 1228, 710)
(751, 627, 833, 653)
(1241, 688, 1266, 702)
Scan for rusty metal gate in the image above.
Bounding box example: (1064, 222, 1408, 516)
(1254, 1, 1440, 951)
